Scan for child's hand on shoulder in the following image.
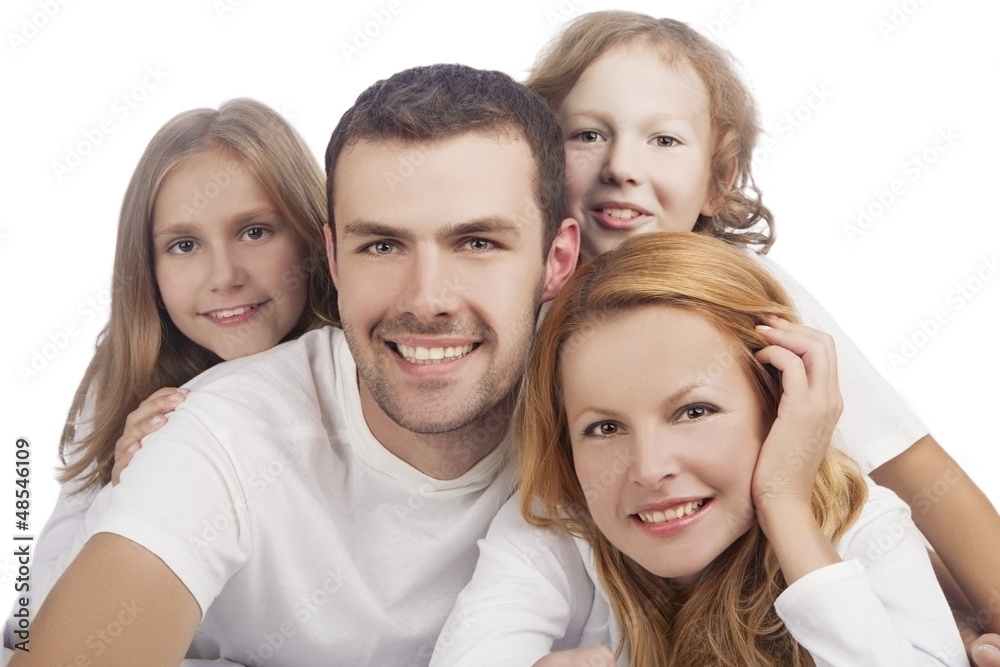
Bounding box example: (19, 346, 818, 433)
(750, 317, 841, 514)
(112, 387, 189, 485)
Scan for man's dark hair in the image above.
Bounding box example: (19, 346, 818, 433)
(325, 63, 567, 251)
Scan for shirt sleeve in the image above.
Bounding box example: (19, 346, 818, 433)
(754, 254, 928, 473)
(430, 495, 599, 667)
(84, 393, 253, 618)
(774, 482, 968, 666)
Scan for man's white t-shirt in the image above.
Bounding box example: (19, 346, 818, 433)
(74, 326, 517, 666)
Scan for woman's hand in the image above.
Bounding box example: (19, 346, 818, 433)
(750, 317, 843, 585)
(531, 646, 616, 667)
(750, 317, 841, 512)
(111, 387, 188, 485)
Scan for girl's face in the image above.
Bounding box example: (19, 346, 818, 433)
(152, 150, 309, 361)
(563, 306, 766, 586)
(559, 46, 718, 258)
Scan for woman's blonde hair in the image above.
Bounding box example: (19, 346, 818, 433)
(526, 10, 774, 252)
(60, 98, 338, 492)
(518, 232, 866, 665)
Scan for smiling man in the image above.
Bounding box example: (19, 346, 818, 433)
(15, 65, 578, 667)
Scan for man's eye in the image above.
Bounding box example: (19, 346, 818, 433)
(367, 242, 394, 255)
(467, 238, 493, 251)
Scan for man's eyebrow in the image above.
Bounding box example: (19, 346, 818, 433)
(437, 218, 523, 240)
(339, 217, 524, 241)
(339, 221, 415, 241)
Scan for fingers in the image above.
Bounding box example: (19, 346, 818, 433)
(755, 317, 842, 419)
(972, 635, 1000, 667)
(111, 387, 187, 486)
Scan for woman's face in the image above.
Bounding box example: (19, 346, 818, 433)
(563, 306, 766, 585)
(558, 46, 718, 258)
(152, 150, 309, 361)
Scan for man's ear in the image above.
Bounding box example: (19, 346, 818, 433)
(702, 157, 739, 218)
(323, 224, 339, 288)
(541, 218, 580, 303)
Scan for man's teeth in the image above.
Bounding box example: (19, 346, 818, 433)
(603, 207, 642, 220)
(637, 499, 705, 524)
(396, 343, 475, 365)
(212, 305, 252, 318)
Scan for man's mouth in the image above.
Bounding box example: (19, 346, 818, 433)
(393, 343, 476, 365)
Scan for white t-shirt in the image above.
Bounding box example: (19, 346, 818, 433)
(430, 481, 968, 667)
(64, 327, 517, 666)
(754, 254, 928, 473)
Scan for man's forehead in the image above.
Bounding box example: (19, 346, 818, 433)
(333, 131, 543, 237)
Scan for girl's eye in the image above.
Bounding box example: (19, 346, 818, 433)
(573, 130, 604, 143)
(167, 239, 196, 255)
(243, 226, 270, 241)
(656, 136, 677, 147)
(584, 421, 622, 437)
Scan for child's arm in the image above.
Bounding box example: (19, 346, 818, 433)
(430, 496, 604, 667)
(872, 437, 1000, 647)
(752, 320, 967, 665)
(773, 481, 969, 666)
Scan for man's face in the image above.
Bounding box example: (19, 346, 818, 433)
(329, 132, 576, 436)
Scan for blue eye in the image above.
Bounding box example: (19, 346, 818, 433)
(366, 241, 394, 255)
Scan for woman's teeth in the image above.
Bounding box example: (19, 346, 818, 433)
(637, 499, 705, 524)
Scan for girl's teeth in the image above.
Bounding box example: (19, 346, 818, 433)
(603, 207, 641, 220)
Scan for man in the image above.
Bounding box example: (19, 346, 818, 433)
(14, 64, 579, 667)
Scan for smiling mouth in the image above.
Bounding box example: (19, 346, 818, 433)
(203, 302, 266, 320)
(392, 343, 477, 365)
(636, 499, 706, 525)
(601, 207, 645, 220)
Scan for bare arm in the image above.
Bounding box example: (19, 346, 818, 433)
(9, 533, 200, 667)
(872, 435, 1000, 637)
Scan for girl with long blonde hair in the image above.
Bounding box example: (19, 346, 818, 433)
(15, 98, 337, 636)
(432, 233, 965, 666)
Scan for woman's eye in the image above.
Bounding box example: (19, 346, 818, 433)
(681, 404, 716, 421)
(585, 421, 620, 437)
(656, 136, 677, 147)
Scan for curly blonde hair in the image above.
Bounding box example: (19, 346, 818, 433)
(526, 10, 774, 252)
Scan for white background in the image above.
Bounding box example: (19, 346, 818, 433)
(1, 0, 997, 620)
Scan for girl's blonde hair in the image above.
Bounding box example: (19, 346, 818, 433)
(60, 98, 338, 493)
(526, 10, 774, 252)
(518, 232, 866, 666)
